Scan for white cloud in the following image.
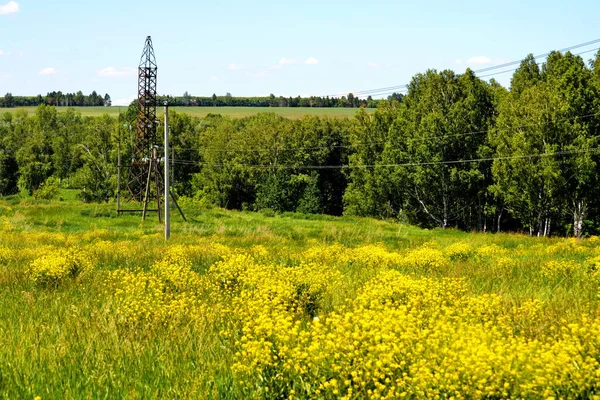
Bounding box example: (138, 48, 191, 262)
(454, 59, 463, 65)
(227, 63, 244, 71)
(0, 1, 18, 15)
(210, 76, 219, 81)
(305, 57, 319, 65)
(269, 64, 282, 71)
(467, 56, 492, 65)
(279, 57, 296, 65)
(0, 72, 11, 79)
(39, 67, 57, 76)
(97, 67, 136, 77)
(112, 96, 136, 106)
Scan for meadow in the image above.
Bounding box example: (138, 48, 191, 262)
(2, 106, 375, 119)
(0, 191, 599, 399)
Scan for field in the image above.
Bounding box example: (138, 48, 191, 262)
(1, 191, 600, 399)
(2, 106, 375, 119)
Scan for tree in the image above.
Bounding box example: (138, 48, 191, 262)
(182, 91, 191, 106)
(362, 70, 494, 229)
(347, 93, 355, 108)
(344, 103, 401, 217)
(0, 151, 19, 196)
(75, 91, 85, 107)
(491, 51, 598, 237)
(387, 92, 404, 103)
(72, 114, 116, 202)
(52, 108, 83, 183)
(510, 54, 541, 96)
(4, 93, 14, 108)
(543, 51, 599, 237)
(16, 105, 56, 194)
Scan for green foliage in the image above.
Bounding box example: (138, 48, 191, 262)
(2, 46, 600, 237)
(16, 105, 56, 194)
(33, 176, 60, 200)
(193, 113, 349, 214)
(0, 151, 19, 196)
(510, 54, 541, 95)
(492, 51, 600, 236)
(345, 71, 496, 230)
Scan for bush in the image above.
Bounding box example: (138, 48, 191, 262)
(28, 248, 93, 287)
(0, 152, 19, 196)
(33, 176, 60, 200)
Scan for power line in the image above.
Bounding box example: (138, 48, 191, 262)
(172, 111, 600, 155)
(371, 46, 600, 99)
(171, 147, 600, 170)
(474, 38, 600, 74)
(477, 47, 600, 79)
(328, 37, 600, 99)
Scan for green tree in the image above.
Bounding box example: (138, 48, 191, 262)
(510, 54, 541, 96)
(52, 108, 84, 183)
(16, 105, 56, 194)
(344, 103, 401, 218)
(491, 51, 598, 236)
(376, 70, 495, 229)
(72, 114, 117, 202)
(4, 93, 14, 108)
(0, 151, 19, 195)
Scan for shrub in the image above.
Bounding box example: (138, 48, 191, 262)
(33, 176, 60, 200)
(28, 248, 93, 286)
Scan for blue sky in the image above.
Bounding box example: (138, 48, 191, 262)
(1, 0, 599, 105)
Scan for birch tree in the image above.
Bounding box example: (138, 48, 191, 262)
(388, 69, 495, 228)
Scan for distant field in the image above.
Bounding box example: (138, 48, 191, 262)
(1, 106, 375, 119)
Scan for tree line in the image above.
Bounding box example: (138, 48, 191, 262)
(1, 50, 600, 237)
(159, 92, 400, 108)
(1, 91, 111, 108)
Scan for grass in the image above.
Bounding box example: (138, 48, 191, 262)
(0, 190, 599, 398)
(2, 106, 375, 119)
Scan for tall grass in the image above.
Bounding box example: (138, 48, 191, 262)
(0, 192, 598, 398)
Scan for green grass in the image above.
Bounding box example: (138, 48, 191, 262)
(0, 190, 599, 398)
(2, 106, 375, 119)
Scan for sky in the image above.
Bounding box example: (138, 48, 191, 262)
(1, 0, 599, 105)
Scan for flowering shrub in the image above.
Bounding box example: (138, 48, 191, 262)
(476, 244, 508, 258)
(28, 248, 93, 286)
(541, 260, 582, 280)
(399, 247, 449, 270)
(445, 241, 473, 260)
(0, 246, 14, 264)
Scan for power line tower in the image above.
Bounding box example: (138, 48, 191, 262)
(129, 36, 158, 204)
(118, 36, 186, 224)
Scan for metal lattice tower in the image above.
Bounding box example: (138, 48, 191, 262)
(127, 36, 158, 202)
(118, 36, 186, 223)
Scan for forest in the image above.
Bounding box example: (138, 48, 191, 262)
(0, 90, 110, 107)
(157, 92, 399, 108)
(0, 91, 397, 109)
(1, 50, 599, 237)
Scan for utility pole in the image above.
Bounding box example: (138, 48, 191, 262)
(164, 102, 170, 239)
(117, 124, 121, 214)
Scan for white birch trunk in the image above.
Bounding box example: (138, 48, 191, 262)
(573, 200, 587, 239)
